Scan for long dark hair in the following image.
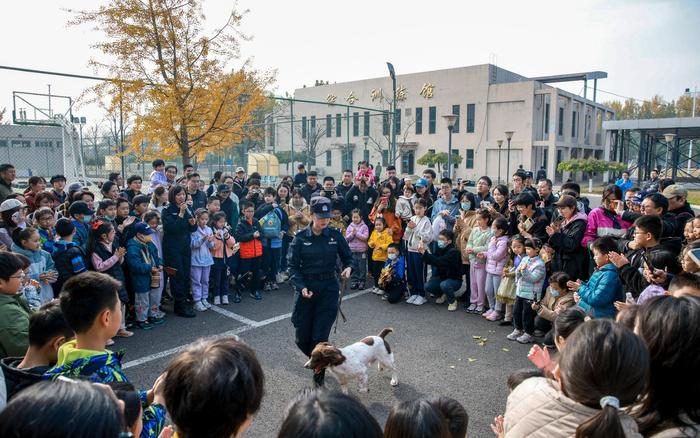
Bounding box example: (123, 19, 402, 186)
(634, 295, 700, 434)
(375, 183, 397, 212)
(559, 319, 649, 438)
(384, 399, 451, 438)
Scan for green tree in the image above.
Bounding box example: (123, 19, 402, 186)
(417, 151, 463, 174)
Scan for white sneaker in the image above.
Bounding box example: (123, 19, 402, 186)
(506, 329, 523, 341)
(435, 294, 447, 304)
(447, 302, 458, 311)
(413, 296, 428, 305)
(373, 287, 383, 295)
(194, 301, 208, 312)
(214, 296, 221, 306)
(517, 333, 535, 344)
(222, 295, 229, 305)
(276, 273, 287, 283)
(201, 299, 212, 309)
(406, 295, 417, 304)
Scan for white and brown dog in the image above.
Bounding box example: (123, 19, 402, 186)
(304, 328, 398, 394)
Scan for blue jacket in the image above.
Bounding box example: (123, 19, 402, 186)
(577, 263, 623, 318)
(383, 256, 405, 280)
(126, 238, 161, 294)
(430, 195, 460, 230)
(51, 240, 87, 294)
(71, 219, 88, 250)
(615, 178, 634, 198)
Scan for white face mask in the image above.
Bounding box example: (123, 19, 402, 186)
(388, 253, 397, 260)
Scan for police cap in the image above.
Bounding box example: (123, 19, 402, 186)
(310, 196, 332, 218)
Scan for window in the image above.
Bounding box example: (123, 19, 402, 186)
(353, 112, 359, 137)
(428, 106, 436, 134)
(452, 149, 459, 169)
(363, 149, 369, 162)
(11, 140, 31, 148)
(383, 113, 390, 136)
(558, 107, 564, 136)
(336, 113, 342, 137)
(415, 107, 423, 134)
(401, 150, 414, 175)
(381, 150, 389, 166)
(452, 105, 460, 133)
(394, 108, 401, 134)
(428, 148, 436, 168)
(466, 104, 475, 133)
(326, 114, 332, 138)
(571, 110, 578, 138)
(363, 111, 370, 136)
(310, 116, 316, 132)
(302, 116, 307, 139)
(342, 148, 354, 171)
(544, 103, 550, 134)
(466, 149, 474, 169)
(326, 150, 332, 166)
(0, 140, 7, 148)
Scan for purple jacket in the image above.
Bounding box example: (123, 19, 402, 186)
(345, 221, 369, 252)
(486, 235, 509, 275)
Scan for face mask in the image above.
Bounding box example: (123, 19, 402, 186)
(550, 290, 560, 298)
(437, 240, 447, 249)
(388, 253, 397, 261)
(461, 202, 471, 211)
(84, 215, 93, 223)
(105, 215, 116, 221)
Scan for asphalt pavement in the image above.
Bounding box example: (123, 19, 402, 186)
(120, 284, 534, 437)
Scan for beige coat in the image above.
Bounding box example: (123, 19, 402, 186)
(285, 201, 311, 237)
(505, 377, 642, 438)
(453, 211, 478, 264)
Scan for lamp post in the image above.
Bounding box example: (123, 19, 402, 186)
(497, 139, 503, 184)
(362, 135, 369, 162)
(664, 133, 676, 177)
(685, 87, 697, 170)
(505, 131, 514, 185)
(386, 62, 397, 165)
(442, 114, 458, 179)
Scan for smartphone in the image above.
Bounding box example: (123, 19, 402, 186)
(641, 251, 653, 271)
(553, 215, 565, 225)
(689, 248, 700, 267)
(380, 196, 388, 204)
(481, 201, 491, 208)
(522, 217, 534, 231)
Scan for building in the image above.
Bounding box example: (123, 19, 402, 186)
(269, 64, 614, 183)
(0, 124, 64, 177)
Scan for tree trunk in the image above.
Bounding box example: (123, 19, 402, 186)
(180, 124, 191, 165)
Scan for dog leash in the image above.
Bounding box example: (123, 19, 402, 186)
(334, 277, 349, 334)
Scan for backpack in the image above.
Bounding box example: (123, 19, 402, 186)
(259, 209, 282, 238)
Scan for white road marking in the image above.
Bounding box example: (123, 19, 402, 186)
(123, 289, 371, 369)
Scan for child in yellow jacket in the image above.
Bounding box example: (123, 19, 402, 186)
(368, 216, 393, 293)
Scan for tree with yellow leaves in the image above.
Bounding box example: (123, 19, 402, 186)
(68, 0, 274, 165)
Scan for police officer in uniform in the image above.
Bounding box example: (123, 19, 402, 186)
(289, 197, 354, 387)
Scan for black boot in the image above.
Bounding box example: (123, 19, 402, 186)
(313, 369, 325, 388)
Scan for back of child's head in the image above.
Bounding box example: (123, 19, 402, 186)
(507, 368, 546, 392)
(554, 307, 586, 341)
(164, 337, 264, 438)
(615, 304, 639, 330)
(634, 295, 700, 434)
(590, 235, 618, 255)
(108, 381, 141, 434)
(55, 218, 75, 238)
(523, 237, 542, 251)
(549, 271, 570, 291)
(0, 379, 122, 438)
(477, 209, 492, 224)
(0, 251, 26, 281)
(278, 389, 383, 438)
(28, 301, 74, 348)
(427, 396, 469, 438)
(559, 319, 649, 438)
(634, 215, 663, 240)
(384, 399, 451, 438)
(59, 272, 120, 334)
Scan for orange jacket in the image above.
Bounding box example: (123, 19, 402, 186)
(369, 207, 403, 243)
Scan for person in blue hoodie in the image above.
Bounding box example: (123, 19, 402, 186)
(379, 243, 406, 304)
(126, 222, 163, 330)
(255, 187, 289, 292)
(51, 219, 87, 296)
(430, 177, 460, 231)
(567, 236, 623, 318)
(67, 201, 94, 250)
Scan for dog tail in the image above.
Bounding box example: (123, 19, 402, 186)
(378, 328, 393, 339)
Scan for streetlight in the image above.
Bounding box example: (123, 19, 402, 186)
(664, 133, 676, 177)
(685, 87, 697, 170)
(497, 139, 503, 184)
(386, 62, 397, 165)
(442, 114, 458, 179)
(505, 131, 515, 185)
(362, 135, 369, 162)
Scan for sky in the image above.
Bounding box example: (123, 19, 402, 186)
(1, 0, 698, 126)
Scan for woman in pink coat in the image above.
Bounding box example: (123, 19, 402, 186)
(581, 185, 631, 249)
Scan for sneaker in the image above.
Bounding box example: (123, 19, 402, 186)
(221, 295, 229, 305)
(517, 333, 535, 344)
(486, 311, 502, 321)
(482, 309, 494, 318)
(233, 293, 242, 303)
(116, 329, 134, 338)
(466, 304, 477, 313)
(435, 294, 447, 304)
(413, 296, 428, 305)
(533, 329, 545, 337)
(271, 282, 279, 290)
(135, 320, 154, 330)
(214, 296, 221, 305)
(447, 302, 458, 311)
(263, 282, 272, 292)
(475, 305, 484, 313)
(276, 272, 288, 283)
(372, 287, 383, 295)
(148, 316, 165, 326)
(194, 301, 208, 312)
(406, 295, 417, 304)
(202, 299, 212, 309)
(250, 290, 262, 300)
(151, 310, 166, 319)
(506, 329, 524, 341)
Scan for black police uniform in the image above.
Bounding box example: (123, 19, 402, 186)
(288, 198, 354, 386)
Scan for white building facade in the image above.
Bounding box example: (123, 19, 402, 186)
(269, 64, 614, 183)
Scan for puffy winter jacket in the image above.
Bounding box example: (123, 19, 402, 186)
(369, 206, 403, 243)
(536, 288, 576, 322)
(582, 207, 631, 248)
(236, 218, 263, 259)
(395, 195, 415, 221)
(403, 215, 432, 252)
(345, 221, 369, 253)
(285, 201, 311, 237)
(125, 238, 161, 294)
(577, 263, 623, 318)
(515, 256, 546, 300)
(454, 211, 478, 264)
(505, 377, 642, 438)
(466, 226, 493, 265)
(548, 212, 588, 281)
(11, 244, 57, 304)
(486, 235, 509, 275)
(51, 240, 87, 295)
(368, 229, 392, 262)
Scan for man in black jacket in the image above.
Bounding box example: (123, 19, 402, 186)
(301, 171, 321, 203)
(663, 184, 695, 238)
(536, 179, 559, 221)
(186, 173, 207, 212)
(510, 193, 550, 242)
(419, 229, 463, 310)
(344, 179, 378, 227)
(335, 170, 354, 199)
